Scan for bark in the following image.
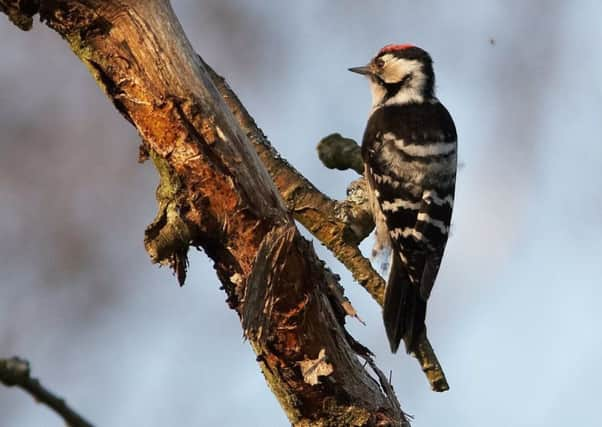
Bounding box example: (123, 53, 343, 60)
(205, 64, 448, 392)
(0, 0, 409, 425)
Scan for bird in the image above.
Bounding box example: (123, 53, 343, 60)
(349, 44, 457, 354)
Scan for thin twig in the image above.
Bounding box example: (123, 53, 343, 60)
(0, 357, 94, 427)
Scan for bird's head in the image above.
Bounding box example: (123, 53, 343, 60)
(349, 44, 435, 108)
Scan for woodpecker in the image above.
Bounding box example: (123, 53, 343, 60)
(349, 44, 457, 354)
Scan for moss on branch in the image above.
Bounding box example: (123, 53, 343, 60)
(0, 0, 410, 424)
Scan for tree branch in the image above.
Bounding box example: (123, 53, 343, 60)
(317, 133, 364, 175)
(204, 61, 449, 392)
(1, 0, 409, 424)
(0, 357, 94, 427)
(318, 134, 450, 392)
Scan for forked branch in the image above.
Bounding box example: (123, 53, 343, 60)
(204, 61, 449, 392)
(0, 0, 409, 425)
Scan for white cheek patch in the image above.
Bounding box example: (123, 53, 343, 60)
(369, 57, 428, 107)
(382, 58, 423, 84)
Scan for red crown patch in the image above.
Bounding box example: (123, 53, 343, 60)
(378, 44, 415, 54)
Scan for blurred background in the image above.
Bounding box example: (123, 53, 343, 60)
(1, 1, 601, 426)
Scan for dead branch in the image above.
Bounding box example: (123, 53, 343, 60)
(0, 357, 94, 427)
(204, 62, 449, 392)
(0, 0, 409, 425)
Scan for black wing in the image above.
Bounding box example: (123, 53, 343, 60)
(362, 102, 457, 352)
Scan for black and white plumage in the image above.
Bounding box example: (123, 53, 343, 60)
(350, 44, 457, 354)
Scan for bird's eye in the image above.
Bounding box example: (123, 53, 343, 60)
(375, 58, 385, 69)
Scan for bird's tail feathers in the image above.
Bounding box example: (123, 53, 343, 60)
(382, 251, 427, 354)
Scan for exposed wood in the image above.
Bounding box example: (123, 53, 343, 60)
(205, 62, 449, 392)
(0, 0, 409, 425)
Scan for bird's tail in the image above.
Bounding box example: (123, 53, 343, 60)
(383, 250, 427, 354)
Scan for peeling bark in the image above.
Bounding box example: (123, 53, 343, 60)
(204, 62, 449, 392)
(0, 0, 409, 425)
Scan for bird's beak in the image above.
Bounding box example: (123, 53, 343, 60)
(348, 65, 372, 76)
